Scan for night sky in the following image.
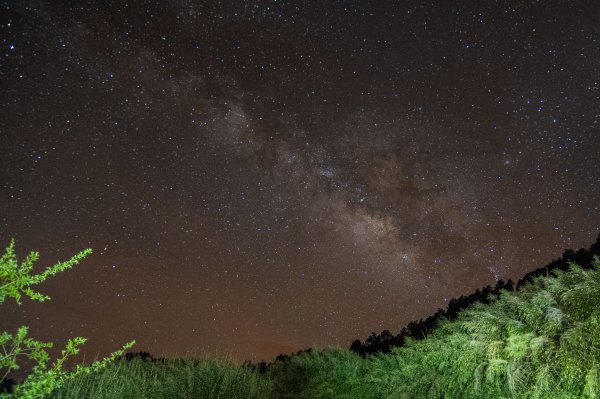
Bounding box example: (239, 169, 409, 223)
(1, 1, 599, 364)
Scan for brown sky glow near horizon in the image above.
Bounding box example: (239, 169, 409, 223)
(1, 1, 600, 364)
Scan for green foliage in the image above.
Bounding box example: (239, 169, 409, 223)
(0, 239, 135, 399)
(263, 255, 600, 398)
(358, 255, 600, 399)
(0, 239, 92, 304)
(268, 348, 368, 399)
(48, 356, 272, 399)
(17, 252, 600, 399)
(0, 326, 53, 382)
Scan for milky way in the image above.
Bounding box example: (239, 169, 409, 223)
(1, 1, 599, 362)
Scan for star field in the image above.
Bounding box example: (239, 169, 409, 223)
(1, 1, 599, 363)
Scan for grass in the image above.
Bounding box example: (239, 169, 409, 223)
(47, 357, 272, 399)
(43, 256, 600, 398)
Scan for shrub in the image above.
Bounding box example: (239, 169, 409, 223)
(0, 239, 134, 399)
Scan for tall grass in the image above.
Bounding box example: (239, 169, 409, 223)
(45, 256, 600, 398)
(268, 347, 369, 399)
(47, 356, 272, 399)
(374, 256, 600, 398)
(266, 257, 600, 398)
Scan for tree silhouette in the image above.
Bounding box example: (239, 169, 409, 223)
(115, 351, 155, 362)
(349, 232, 600, 356)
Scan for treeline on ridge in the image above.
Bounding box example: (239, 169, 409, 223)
(106, 233, 600, 374)
(348, 232, 600, 357)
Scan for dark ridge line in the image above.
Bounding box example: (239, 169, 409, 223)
(346, 231, 600, 358)
(112, 232, 600, 374)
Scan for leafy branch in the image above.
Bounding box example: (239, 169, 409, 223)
(0, 239, 135, 398)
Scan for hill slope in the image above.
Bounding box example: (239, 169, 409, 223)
(42, 255, 600, 398)
(269, 256, 600, 398)
(349, 233, 600, 358)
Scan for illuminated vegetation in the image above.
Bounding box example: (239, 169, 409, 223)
(0, 240, 133, 399)
(4, 238, 599, 398)
(267, 256, 600, 398)
(41, 255, 600, 398)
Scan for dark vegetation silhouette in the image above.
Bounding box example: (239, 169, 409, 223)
(243, 349, 313, 375)
(115, 232, 600, 374)
(348, 278, 515, 357)
(41, 231, 600, 398)
(347, 232, 600, 357)
(242, 360, 270, 374)
(0, 378, 15, 394)
(114, 351, 165, 363)
(50, 245, 600, 398)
